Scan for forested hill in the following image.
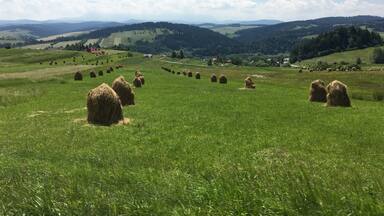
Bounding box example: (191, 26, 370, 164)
(0, 22, 124, 38)
(235, 16, 384, 54)
(71, 22, 243, 56)
(290, 26, 383, 62)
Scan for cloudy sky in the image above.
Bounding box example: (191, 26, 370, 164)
(0, 0, 383, 22)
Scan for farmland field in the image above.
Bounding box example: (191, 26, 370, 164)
(0, 48, 384, 215)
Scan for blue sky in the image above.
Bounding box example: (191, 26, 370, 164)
(0, 0, 383, 22)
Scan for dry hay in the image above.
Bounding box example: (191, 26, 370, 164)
(211, 74, 218, 83)
(98, 70, 104, 76)
(87, 83, 124, 126)
(195, 72, 201, 80)
(244, 77, 255, 89)
(139, 76, 145, 85)
(74, 71, 83, 81)
(90, 71, 97, 78)
(135, 71, 143, 77)
(219, 74, 227, 84)
(187, 71, 193, 77)
(133, 77, 143, 88)
(309, 80, 327, 103)
(112, 76, 135, 106)
(326, 80, 351, 107)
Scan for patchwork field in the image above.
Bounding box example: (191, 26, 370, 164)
(0, 48, 383, 215)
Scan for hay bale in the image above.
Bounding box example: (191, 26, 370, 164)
(74, 71, 83, 81)
(195, 72, 201, 79)
(211, 74, 217, 83)
(133, 77, 142, 88)
(187, 71, 193, 77)
(87, 83, 124, 126)
(90, 71, 97, 78)
(219, 75, 227, 84)
(244, 77, 255, 89)
(112, 76, 135, 106)
(326, 80, 351, 107)
(98, 70, 104, 76)
(309, 80, 327, 102)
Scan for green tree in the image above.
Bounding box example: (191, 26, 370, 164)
(171, 51, 177, 58)
(356, 57, 362, 65)
(372, 48, 384, 64)
(207, 59, 213, 66)
(179, 50, 184, 59)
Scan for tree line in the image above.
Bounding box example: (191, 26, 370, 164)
(290, 26, 383, 62)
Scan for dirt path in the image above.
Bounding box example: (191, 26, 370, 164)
(0, 65, 95, 80)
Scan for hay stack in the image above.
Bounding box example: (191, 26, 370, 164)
(87, 83, 124, 126)
(112, 76, 135, 106)
(139, 76, 145, 85)
(219, 75, 227, 84)
(183, 71, 187, 76)
(244, 77, 255, 89)
(211, 74, 217, 83)
(195, 72, 201, 80)
(90, 71, 97, 78)
(326, 80, 351, 107)
(177, 72, 180, 75)
(98, 70, 104, 76)
(309, 80, 327, 102)
(74, 71, 83, 81)
(187, 71, 193, 77)
(133, 77, 142, 88)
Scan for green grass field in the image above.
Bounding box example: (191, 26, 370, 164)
(0, 48, 384, 215)
(301, 46, 384, 65)
(99, 29, 172, 48)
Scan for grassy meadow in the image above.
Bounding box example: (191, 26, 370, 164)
(0, 48, 384, 215)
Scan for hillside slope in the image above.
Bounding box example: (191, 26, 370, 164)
(0, 22, 124, 44)
(71, 22, 243, 55)
(236, 16, 384, 54)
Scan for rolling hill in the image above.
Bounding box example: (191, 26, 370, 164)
(66, 22, 243, 56)
(235, 16, 384, 54)
(0, 21, 124, 44)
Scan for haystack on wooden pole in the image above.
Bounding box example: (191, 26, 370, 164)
(195, 72, 201, 80)
(112, 76, 135, 106)
(188, 71, 193, 77)
(90, 71, 97, 78)
(219, 74, 227, 84)
(326, 80, 351, 107)
(87, 83, 124, 126)
(211, 74, 217, 83)
(309, 80, 327, 102)
(244, 77, 255, 89)
(74, 71, 83, 81)
(98, 70, 104, 76)
(133, 77, 142, 88)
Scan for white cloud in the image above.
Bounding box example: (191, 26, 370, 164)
(0, 0, 383, 22)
